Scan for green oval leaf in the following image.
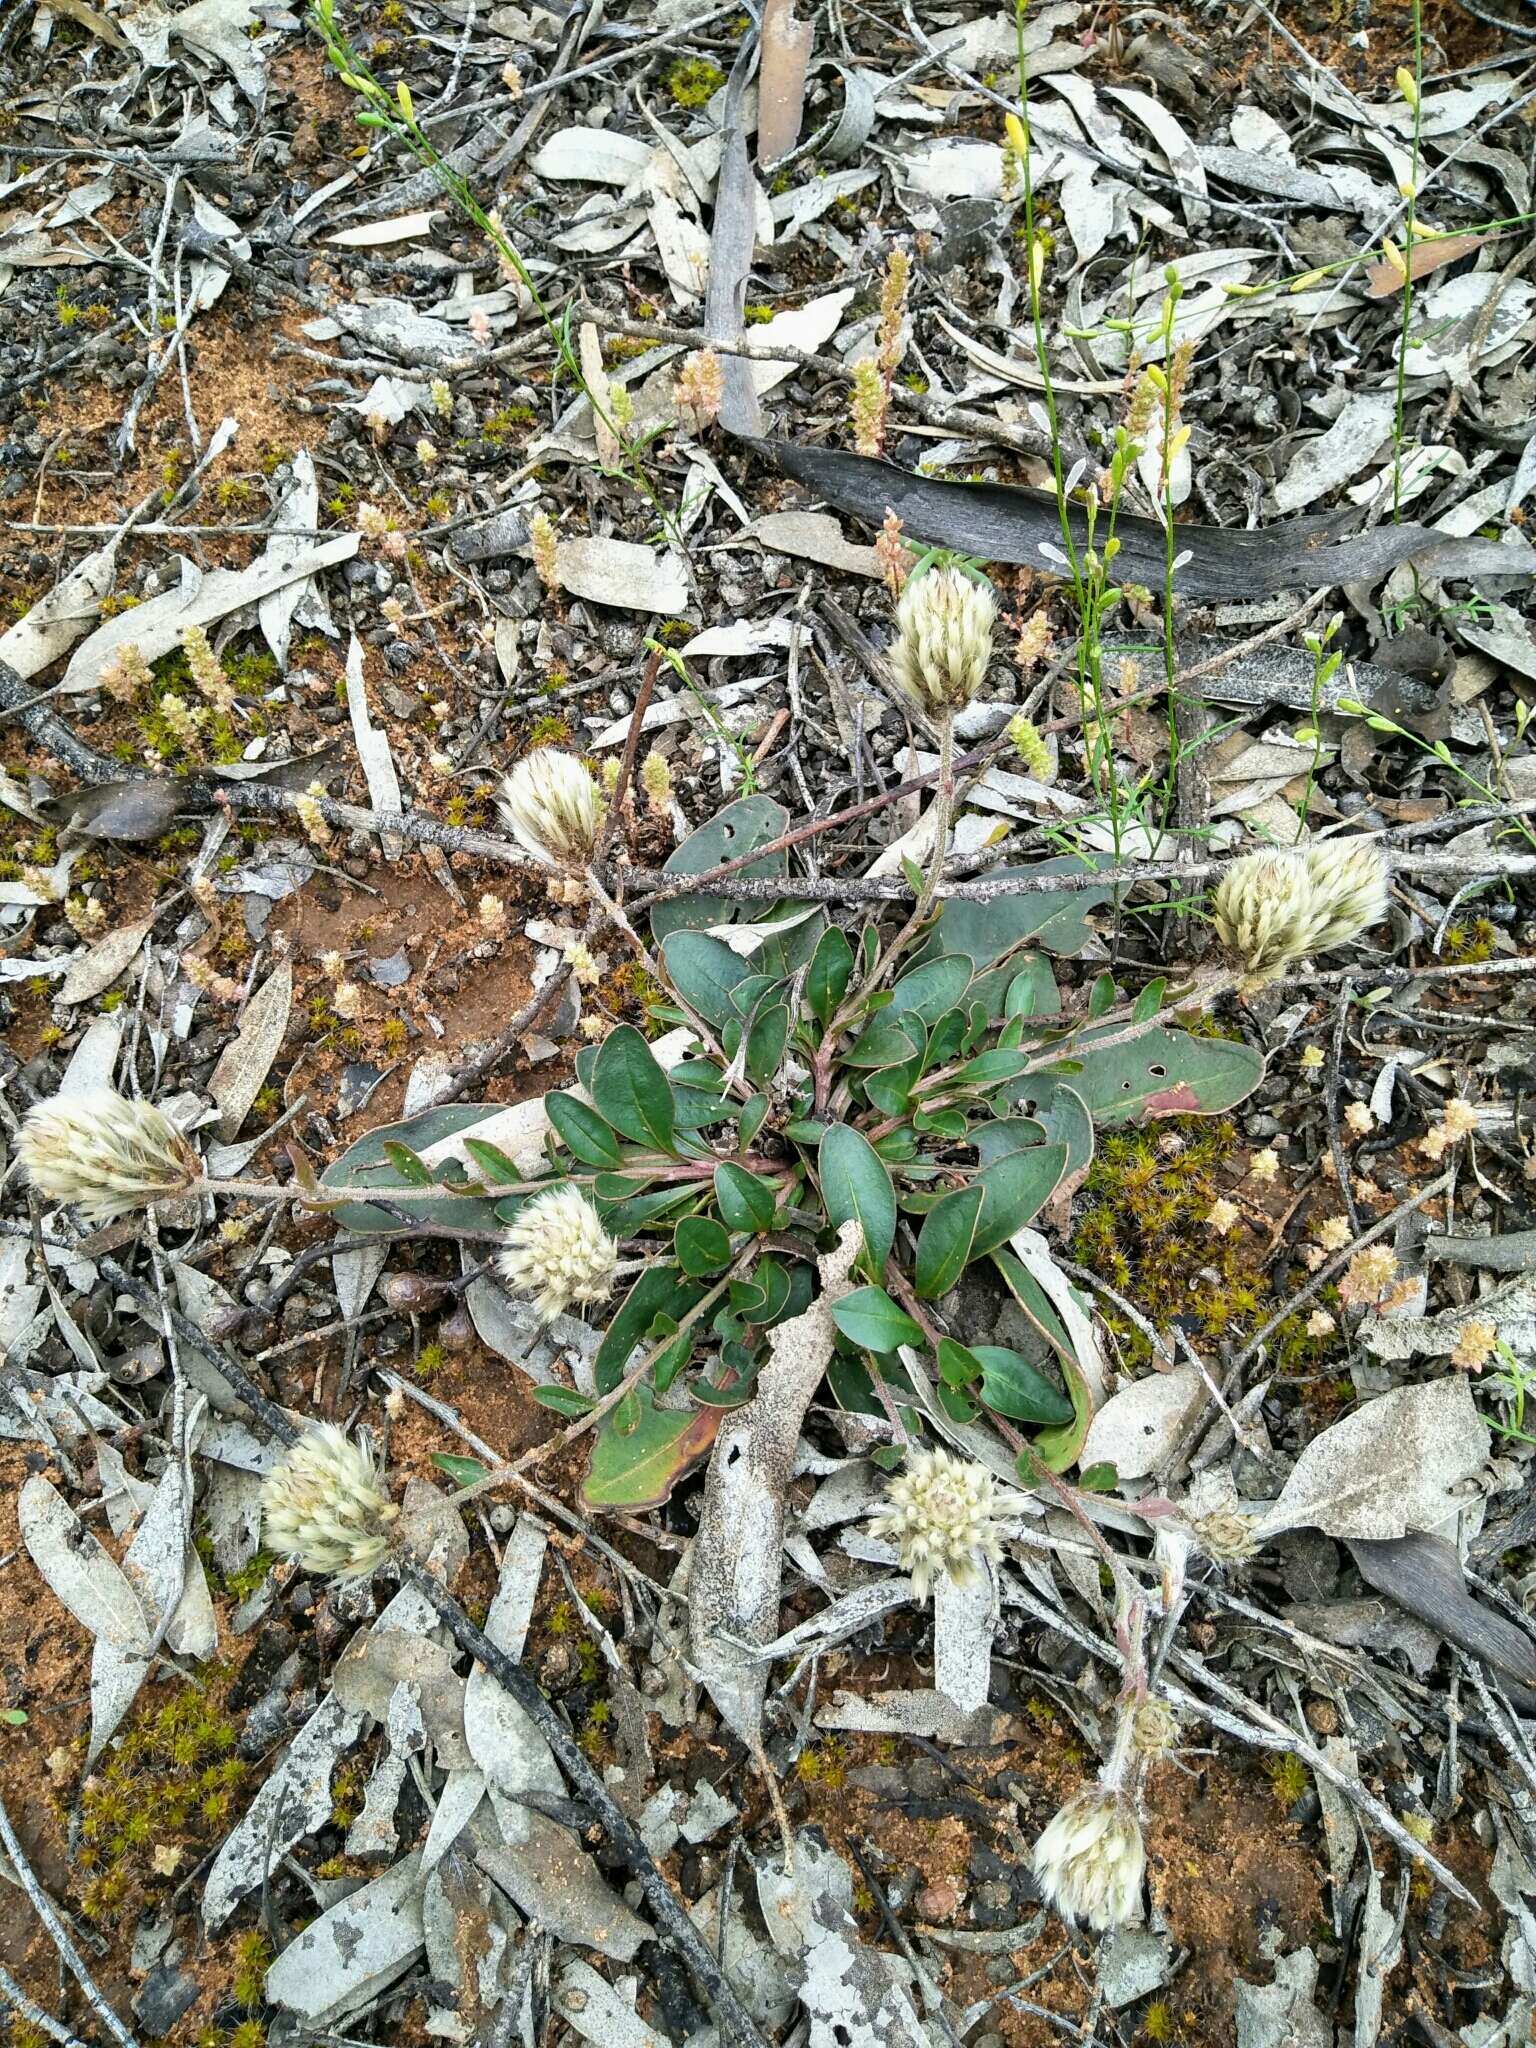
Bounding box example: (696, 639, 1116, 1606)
(819, 1124, 897, 1278)
(807, 923, 854, 1027)
(830, 1285, 925, 1354)
(659, 930, 751, 1029)
(545, 1092, 623, 1168)
(591, 1024, 677, 1152)
(888, 953, 974, 1025)
(914, 1183, 984, 1298)
(968, 1344, 1075, 1424)
(582, 1386, 722, 1511)
(593, 1265, 705, 1393)
(675, 1214, 732, 1277)
(715, 1161, 777, 1233)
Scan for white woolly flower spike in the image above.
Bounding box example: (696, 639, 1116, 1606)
(1212, 841, 1388, 988)
(499, 1184, 618, 1321)
(1303, 838, 1388, 950)
(1210, 852, 1324, 987)
(868, 1445, 1014, 1601)
(888, 567, 997, 717)
(260, 1424, 398, 1581)
(1031, 1784, 1146, 1932)
(498, 750, 605, 869)
(18, 1089, 201, 1224)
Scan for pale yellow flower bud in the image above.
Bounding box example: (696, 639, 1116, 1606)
(498, 750, 604, 868)
(868, 1445, 1016, 1602)
(1031, 1786, 1145, 1932)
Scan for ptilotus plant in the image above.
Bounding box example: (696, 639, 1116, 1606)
(326, 760, 1278, 1511)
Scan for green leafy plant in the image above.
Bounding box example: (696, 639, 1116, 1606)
(326, 797, 1265, 1510)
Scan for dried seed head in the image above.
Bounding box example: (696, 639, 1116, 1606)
(498, 750, 605, 869)
(875, 508, 911, 598)
(1205, 1197, 1241, 1236)
(1192, 1507, 1258, 1562)
(673, 348, 724, 430)
(528, 510, 560, 590)
(868, 1445, 1013, 1602)
(99, 642, 154, 703)
(1130, 1696, 1178, 1757)
(18, 1089, 201, 1224)
(1031, 1786, 1146, 1932)
(1302, 839, 1388, 951)
(499, 1184, 618, 1321)
(888, 568, 997, 718)
(260, 1424, 398, 1581)
(1451, 1317, 1497, 1371)
(850, 356, 887, 458)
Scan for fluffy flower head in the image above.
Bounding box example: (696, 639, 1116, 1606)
(1303, 839, 1388, 950)
(499, 1184, 618, 1321)
(18, 1089, 200, 1224)
(888, 568, 996, 717)
(261, 1424, 398, 1581)
(869, 1445, 1011, 1601)
(1212, 841, 1387, 988)
(1031, 1785, 1145, 1932)
(498, 750, 604, 868)
(1211, 852, 1326, 987)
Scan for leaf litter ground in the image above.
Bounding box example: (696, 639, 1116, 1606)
(2, 1, 1536, 2046)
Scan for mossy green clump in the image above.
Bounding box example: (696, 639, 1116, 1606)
(1444, 916, 1497, 964)
(1267, 1752, 1308, 1806)
(233, 1931, 272, 2008)
(794, 1738, 848, 1790)
(525, 713, 572, 747)
(75, 1679, 249, 1926)
(665, 57, 724, 107)
(1072, 1118, 1265, 1365)
(1141, 1999, 1177, 2043)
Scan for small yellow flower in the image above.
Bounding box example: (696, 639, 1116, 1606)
(1316, 1216, 1352, 1252)
(1339, 1244, 1398, 1307)
(1450, 1318, 1497, 1372)
(1205, 1198, 1241, 1236)
(1249, 1148, 1279, 1183)
(1299, 1046, 1325, 1072)
(1344, 1102, 1373, 1137)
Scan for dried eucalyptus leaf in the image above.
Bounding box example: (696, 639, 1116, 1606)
(1256, 1376, 1489, 1544)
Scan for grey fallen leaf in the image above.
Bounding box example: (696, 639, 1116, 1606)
(1273, 393, 1396, 515)
(61, 535, 359, 694)
(528, 127, 654, 185)
(121, 1393, 217, 1662)
(1353, 1866, 1402, 2048)
(1099, 1927, 1175, 2009)
(265, 1850, 426, 2024)
(209, 959, 292, 1141)
(689, 1223, 862, 1748)
(58, 912, 157, 1006)
(345, 635, 403, 854)
(1255, 1374, 1489, 1544)
(421, 1768, 485, 1875)
(0, 539, 118, 680)
(815, 1687, 1009, 1745)
(423, 1851, 519, 2042)
(1079, 1365, 1204, 1482)
(543, 535, 688, 613)
(747, 510, 882, 578)
(757, 1832, 929, 2048)
(203, 1694, 366, 1926)
(933, 1565, 994, 1715)
(40, 778, 185, 844)
(18, 1474, 149, 1649)
(1349, 1530, 1536, 1704)
(556, 1961, 672, 2048)
(1234, 1948, 1330, 2048)
(258, 452, 335, 668)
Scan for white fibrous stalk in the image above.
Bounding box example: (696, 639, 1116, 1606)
(499, 1184, 619, 1321)
(18, 1089, 201, 1224)
(498, 750, 605, 869)
(261, 1424, 399, 1581)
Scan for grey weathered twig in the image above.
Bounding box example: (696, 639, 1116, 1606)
(0, 1795, 140, 2048)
